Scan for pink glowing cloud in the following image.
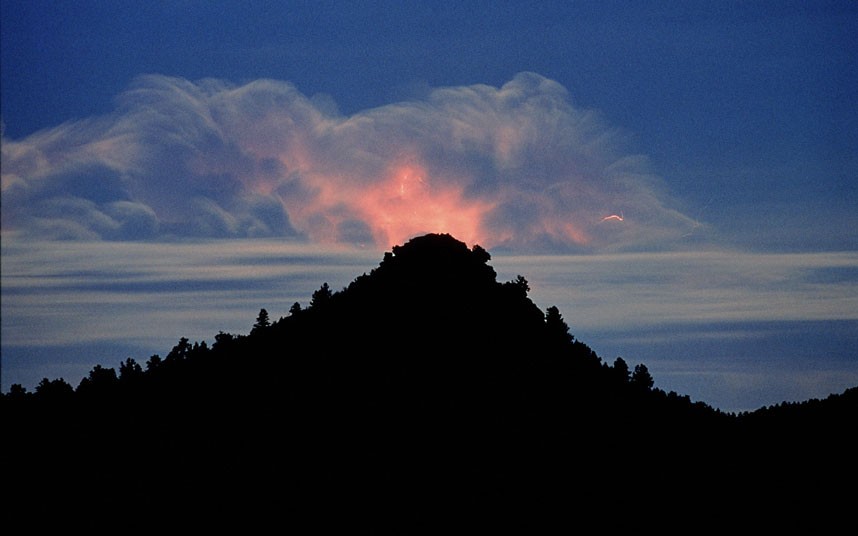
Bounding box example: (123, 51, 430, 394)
(1, 73, 696, 251)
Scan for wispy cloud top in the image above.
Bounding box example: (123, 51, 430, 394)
(2, 73, 697, 251)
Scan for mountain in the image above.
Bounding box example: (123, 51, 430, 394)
(3, 233, 855, 532)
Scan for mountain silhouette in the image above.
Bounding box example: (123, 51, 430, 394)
(3, 233, 855, 532)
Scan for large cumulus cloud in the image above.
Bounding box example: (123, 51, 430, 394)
(1, 72, 696, 250)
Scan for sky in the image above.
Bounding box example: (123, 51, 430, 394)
(2, 1, 857, 412)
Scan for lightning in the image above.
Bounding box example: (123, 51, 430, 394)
(600, 211, 624, 223)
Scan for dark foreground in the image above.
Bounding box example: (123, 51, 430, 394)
(4, 234, 855, 532)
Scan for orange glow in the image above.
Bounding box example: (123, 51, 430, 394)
(269, 159, 496, 247)
(560, 222, 590, 245)
(234, 137, 600, 249)
(356, 162, 495, 248)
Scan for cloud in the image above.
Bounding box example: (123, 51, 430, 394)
(492, 250, 858, 330)
(0, 238, 382, 350)
(1, 72, 697, 251)
(3, 238, 857, 409)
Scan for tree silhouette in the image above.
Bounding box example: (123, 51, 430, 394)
(145, 354, 162, 371)
(613, 357, 630, 382)
(3, 232, 855, 533)
(119, 358, 143, 381)
(34, 377, 74, 401)
(213, 331, 235, 350)
(545, 305, 573, 345)
(77, 364, 119, 397)
(166, 337, 191, 362)
(310, 282, 332, 309)
(6, 383, 30, 401)
(252, 308, 271, 334)
(471, 243, 491, 264)
(503, 274, 530, 299)
(631, 363, 654, 390)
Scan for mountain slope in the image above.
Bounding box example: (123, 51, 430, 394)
(3, 233, 855, 532)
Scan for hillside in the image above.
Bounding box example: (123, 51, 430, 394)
(3, 233, 855, 532)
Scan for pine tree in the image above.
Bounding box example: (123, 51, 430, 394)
(252, 308, 271, 334)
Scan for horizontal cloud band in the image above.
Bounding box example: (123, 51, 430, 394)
(1, 73, 695, 251)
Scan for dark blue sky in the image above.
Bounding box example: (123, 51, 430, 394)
(3, 1, 857, 249)
(2, 1, 857, 410)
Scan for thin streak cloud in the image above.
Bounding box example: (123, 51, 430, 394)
(3, 238, 856, 412)
(1, 73, 697, 251)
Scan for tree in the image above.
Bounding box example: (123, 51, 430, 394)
(612, 357, 630, 383)
(504, 275, 530, 298)
(310, 282, 332, 309)
(119, 358, 143, 382)
(545, 306, 573, 345)
(289, 302, 302, 315)
(34, 377, 74, 401)
(146, 354, 162, 372)
(191, 340, 209, 355)
(166, 337, 192, 362)
(631, 363, 654, 390)
(471, 244, 491, 264)
(77, 364, 119, 396)
(6, 384, 30, 401)
(252, 308, 271, 334)
(213, 331, 235, 351)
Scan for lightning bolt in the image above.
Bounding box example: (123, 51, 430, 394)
(600, 211, 624, 223)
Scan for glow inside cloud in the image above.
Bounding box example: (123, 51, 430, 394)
(1, 72, 696, 251)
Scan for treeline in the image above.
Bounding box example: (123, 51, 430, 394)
(2, 308, 699, 414)
(2, 233, 855, 532)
